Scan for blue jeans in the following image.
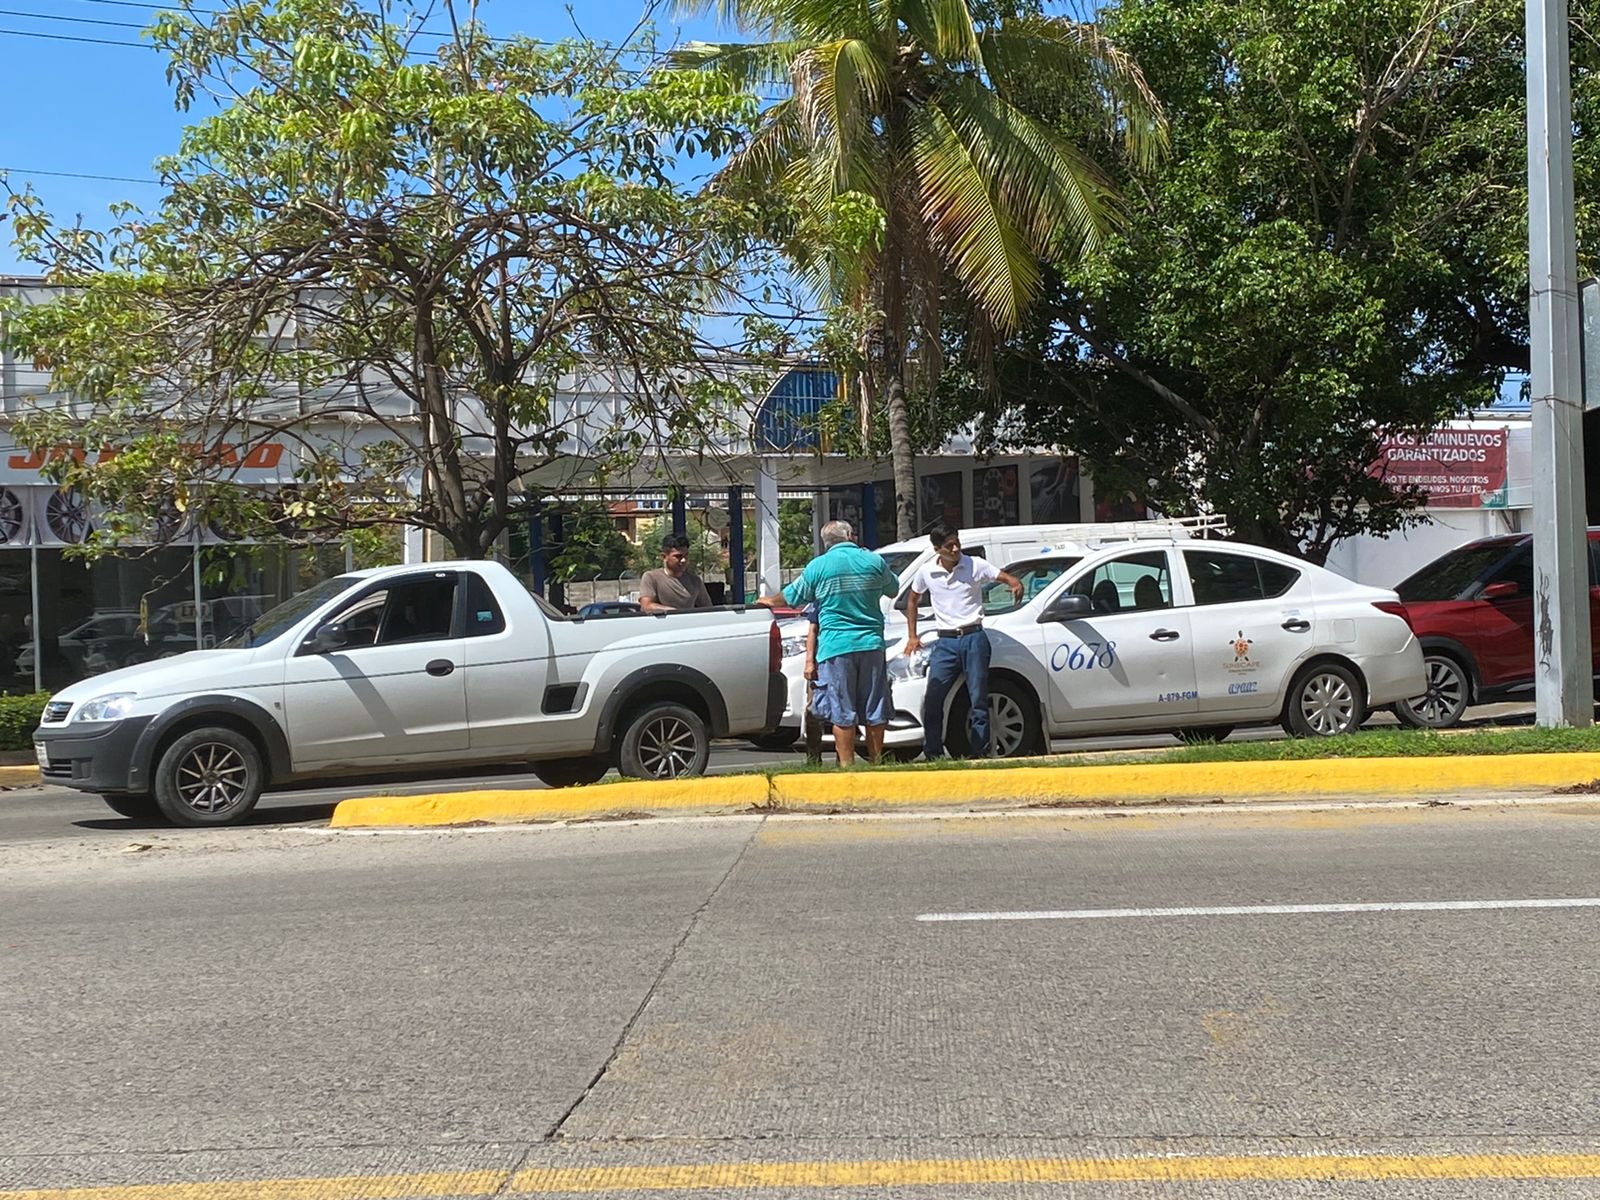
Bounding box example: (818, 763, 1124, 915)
(922, 628, 991, 758)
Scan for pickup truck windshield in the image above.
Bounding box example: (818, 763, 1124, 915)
(216, 575, 361, 648)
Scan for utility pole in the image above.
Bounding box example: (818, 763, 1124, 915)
(1527, 0, 1592, 727)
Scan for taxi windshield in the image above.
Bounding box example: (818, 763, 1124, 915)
(982, 558, 1080, 616)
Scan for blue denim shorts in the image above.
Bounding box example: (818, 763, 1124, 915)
(815, 649, 893, 727)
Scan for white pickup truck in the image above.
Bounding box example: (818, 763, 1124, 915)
(32, 561, 783, 826)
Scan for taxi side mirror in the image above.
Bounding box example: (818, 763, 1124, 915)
(1038, 593, 1093, 623)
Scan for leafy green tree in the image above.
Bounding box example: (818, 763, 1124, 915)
(742, 497, 816, 569)
(547, 503, 632, 583)
(672, 0, 1163, 539)
(2, 0, 768, 559)
(955, 0, 1583, 560)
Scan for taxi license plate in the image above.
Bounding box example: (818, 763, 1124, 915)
(34, 743, 49, 770)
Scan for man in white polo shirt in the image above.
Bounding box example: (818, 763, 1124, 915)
(903, 521, 1023, 759)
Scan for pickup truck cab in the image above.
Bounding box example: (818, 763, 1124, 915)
(33, 561, 783, 826)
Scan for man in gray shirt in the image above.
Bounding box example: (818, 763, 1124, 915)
(639, 534, 713, 612)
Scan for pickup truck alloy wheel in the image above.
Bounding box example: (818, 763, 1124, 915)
(620, 702, 710, 780)
(1393, 653, 1469, 729)
(1285, 663, 1366, 737)
(153, 727, 264, 826)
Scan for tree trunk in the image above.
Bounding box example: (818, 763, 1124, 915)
(885, 365, 917, 540)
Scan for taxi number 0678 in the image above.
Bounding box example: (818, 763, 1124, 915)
(1049, 640, 1118, 672)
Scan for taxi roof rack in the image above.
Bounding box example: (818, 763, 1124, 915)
(1041, 513, 1231, 552)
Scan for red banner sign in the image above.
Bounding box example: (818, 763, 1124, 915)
(1372, 428, 1509, 508)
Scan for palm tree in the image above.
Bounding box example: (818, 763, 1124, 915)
(672, 0, 1164, 539)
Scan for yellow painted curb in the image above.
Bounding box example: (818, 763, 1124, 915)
(0, 764, 39, 786)
(768, 752, 1600, 810)
(329, 774, 769, 828)
(328, 752, 1600, 828)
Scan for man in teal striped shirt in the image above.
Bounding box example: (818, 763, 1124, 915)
(759, 520, 900, 765)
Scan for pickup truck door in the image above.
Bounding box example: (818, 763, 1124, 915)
(459, 571, 575, 755)
(283, 570, 469, 770)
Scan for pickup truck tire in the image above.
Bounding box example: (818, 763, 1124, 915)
(619, 702, 710, 780)
(532, 756, 610, 788)
(153, 726, 264, 827)
(101, 795, 161, 820)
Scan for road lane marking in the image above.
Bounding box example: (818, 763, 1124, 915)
(917, 897, 1600, 922)
(14, 1154, 1600, 1196)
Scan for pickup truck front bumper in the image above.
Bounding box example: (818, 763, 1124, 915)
(33, 717, 153, 794)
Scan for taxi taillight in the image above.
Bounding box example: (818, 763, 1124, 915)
(1372, 601, 1412, 628)
(769, 619, 781, 673)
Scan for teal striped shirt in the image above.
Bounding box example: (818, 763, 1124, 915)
(782, 542, 900, 662)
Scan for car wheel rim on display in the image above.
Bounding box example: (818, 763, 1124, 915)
(176, 743, 249, 814)
(1300, 673, 1355, 735)
(1408, 659, 1465, 725)
(638, 716, 698, 778)
(989, 694, 1026, 756)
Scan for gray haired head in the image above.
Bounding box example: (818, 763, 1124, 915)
(820, 520, 854, 548)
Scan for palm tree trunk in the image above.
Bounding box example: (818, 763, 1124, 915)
(884, 362, 917, 539)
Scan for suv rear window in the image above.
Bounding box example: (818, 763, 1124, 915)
(1396, 541, 1521, 602)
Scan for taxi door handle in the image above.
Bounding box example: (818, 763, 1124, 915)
(426, 659, 456, 677)
(1281, 619, 1311, 633)
(1149, 628, 1181, 642)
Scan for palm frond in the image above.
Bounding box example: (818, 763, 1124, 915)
(938, 77, 1118, 265)
(979, 17, 1167, 171)
(666, 39, 807, 92)
(791, 38, 888, 182)
(906, 102, 1037, 331)
(899, 0, 983, 66)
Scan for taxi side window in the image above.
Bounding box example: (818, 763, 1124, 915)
(1186, 550, 1300, 605)
(1071, 551, 1171, 614)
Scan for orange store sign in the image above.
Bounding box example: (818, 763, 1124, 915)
(6, 442, 287, 472)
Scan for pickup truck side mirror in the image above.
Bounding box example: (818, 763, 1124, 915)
(306, 622, 352, 653)
(1038, 593, 1093, 623)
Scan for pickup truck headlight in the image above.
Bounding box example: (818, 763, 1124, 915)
(780, 635, 808, 660)
(73, 692, 137, 723)
(887, 648, 931, 682)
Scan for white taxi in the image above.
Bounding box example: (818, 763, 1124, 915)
(794, 540, 1424, 757)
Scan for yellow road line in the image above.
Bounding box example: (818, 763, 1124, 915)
(12, 1153, 1600, 1197)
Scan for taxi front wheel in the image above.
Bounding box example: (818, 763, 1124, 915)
(1284, 662, 1367, 737)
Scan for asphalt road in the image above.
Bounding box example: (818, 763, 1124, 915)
(5, 798, 1600, 1196)
(0, 703, 1535, 846)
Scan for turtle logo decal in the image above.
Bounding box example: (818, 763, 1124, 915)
(1230, 631, 1253, 663)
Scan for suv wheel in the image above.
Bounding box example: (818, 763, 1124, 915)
(1393, 653, 1470, 729)
(619, 702, 710, 780)
(153, 726, 264, 826)
(1284, 662, 1366, 737)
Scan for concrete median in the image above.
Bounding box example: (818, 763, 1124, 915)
(326, 751, 1600, 827)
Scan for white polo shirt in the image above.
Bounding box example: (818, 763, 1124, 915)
(911, 554, 1001, 629)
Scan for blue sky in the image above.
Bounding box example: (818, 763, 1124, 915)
(0, 1, 730, 274)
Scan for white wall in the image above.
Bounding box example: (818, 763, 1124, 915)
(1324, 508, 1523, 587)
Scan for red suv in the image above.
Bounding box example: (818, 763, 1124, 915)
(1390, 531, 1600, 727)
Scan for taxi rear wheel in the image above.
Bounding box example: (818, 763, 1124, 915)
(1284, 662, 1367, 737)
